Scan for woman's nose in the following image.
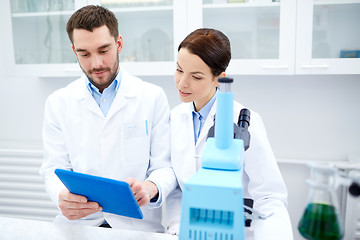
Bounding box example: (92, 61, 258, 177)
(178, 75, 189, 88)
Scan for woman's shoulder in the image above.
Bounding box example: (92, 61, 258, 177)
(233, 101, 244, 112)
(233, 101, 261, 118)
(232, 101, 265, 131)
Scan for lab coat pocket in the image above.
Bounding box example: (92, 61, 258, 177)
(121, 121, 150, 172)
(123, 121, 148, 139)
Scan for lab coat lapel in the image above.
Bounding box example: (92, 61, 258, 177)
(106, 88, 127, 120)
(195, 101, 217, 148)
(174, 104, 198, 189)
(84, 94, 104, 118)
(72, 75, 104, 118)
(106, 70, 136, 120)
(183, 110, 197, 179)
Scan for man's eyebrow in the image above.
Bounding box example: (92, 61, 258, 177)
(98, 43, 111, 50)
(75, 44, 112, 52)
(75, 48, 87, 52)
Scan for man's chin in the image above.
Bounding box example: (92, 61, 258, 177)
(86, 75, 109, 87)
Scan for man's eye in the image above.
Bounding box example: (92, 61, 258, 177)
(100, 50, 108, 54)
(176, 68, 183, 73)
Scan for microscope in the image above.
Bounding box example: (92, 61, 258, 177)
(179, 77, 251, 240)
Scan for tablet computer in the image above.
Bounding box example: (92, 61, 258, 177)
(55, 169, 143, 219)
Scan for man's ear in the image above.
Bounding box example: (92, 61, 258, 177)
(71, 45, 77, 56)
(117, 35, 123, 54)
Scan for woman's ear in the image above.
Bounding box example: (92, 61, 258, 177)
(214, 72, 226, 87)
(218, 72, 226, 78)
(216, 71, 226, 81)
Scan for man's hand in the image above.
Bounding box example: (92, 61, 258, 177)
(58, 188, 102, 220)
(125, 178, 159, 207)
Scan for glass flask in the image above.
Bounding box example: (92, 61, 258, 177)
(298, 163, 344, 240)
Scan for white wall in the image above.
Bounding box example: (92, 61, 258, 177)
(148, 74, 360, 161)
(1, 68, 360, 161)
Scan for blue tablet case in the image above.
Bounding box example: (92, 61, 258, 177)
(55, 169, 143, 219)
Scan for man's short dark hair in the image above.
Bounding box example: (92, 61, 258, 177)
(66, 5, 119, 44)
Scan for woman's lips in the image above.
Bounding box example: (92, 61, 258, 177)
(179, 89, 191, 97)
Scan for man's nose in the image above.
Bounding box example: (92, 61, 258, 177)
(92, 54, 103, 69)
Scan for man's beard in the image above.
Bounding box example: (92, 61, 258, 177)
(80, 55, 120, 91)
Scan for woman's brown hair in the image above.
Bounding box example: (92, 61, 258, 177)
(178, 28, 231, 76)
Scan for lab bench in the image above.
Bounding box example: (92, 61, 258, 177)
(0, 216, 178, 240)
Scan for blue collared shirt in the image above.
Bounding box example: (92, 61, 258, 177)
(192, 91, 217, 143)
(85, 69, 122, 117)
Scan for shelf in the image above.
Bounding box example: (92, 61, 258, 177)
(277, 158, 360, 170)
(314, 0, 360, 5)
(11, 6, 173, 18)
(112, 6, 173, 19)
(12, 10, 73, 18)
(110, 5, 173, 12)
(203, 2, 280, 9)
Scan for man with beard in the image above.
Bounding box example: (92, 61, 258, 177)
(39, 5, 176, 232)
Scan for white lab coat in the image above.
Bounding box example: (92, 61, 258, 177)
(39, 69, 177, 232)
(167, 100, 293, 239)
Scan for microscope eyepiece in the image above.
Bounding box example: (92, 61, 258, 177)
(218, 77, 233, 83)
(238, 108, 251, 130)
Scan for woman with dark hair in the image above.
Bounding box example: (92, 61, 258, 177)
(167, 28, 293, 239)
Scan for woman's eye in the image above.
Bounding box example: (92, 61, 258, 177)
(176, 68, 183, 73)
(193, 76, 201, 80)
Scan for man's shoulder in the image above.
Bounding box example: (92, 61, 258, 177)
(124, 72, 162, 91)
(139, 79, 163, 93)
(122, 70, 164, 97)
(233, 101, 244, 113)
(47, 77, 84, 101)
